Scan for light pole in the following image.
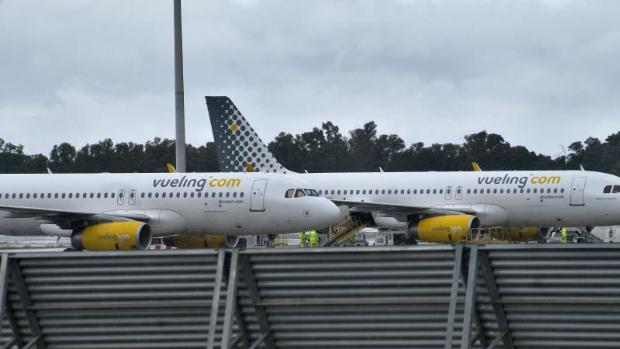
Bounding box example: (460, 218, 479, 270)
(173, 0, 186, 172)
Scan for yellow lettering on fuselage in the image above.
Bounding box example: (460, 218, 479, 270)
(530, 176, 561, 185)
(208, 178, 241, 188)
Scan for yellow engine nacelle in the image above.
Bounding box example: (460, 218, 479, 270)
(72, 222, 152, 251)
(413, 215, 480, 243)
(165, 235, 226, 249)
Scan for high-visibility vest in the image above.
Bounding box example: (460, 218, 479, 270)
(299, 232, 309, 247)
(309, 230, 319, 247)
(560, 228, 568, 243)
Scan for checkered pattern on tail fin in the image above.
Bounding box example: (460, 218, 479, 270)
(206, 96, 290, 173)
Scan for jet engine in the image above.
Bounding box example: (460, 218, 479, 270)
(410, 215, 480, 243)
(71, 221, 152, 251)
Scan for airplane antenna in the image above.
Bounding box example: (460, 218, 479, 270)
(173, 0, 186, 172)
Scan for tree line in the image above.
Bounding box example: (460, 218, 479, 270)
(0, 122, 619, 175)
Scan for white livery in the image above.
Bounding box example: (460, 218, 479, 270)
(0, 172, 341, 250)
(206, 96, 620, 242)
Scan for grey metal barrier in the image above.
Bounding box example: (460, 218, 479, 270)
(1, 244, 620, 349)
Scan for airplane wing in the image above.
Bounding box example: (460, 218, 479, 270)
(331, 199, 477, 216)
(0, 205, 151, 228)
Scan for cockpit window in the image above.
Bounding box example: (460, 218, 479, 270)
(614, 185, 620, 193)
(295, 189, 306, 197)
(604, 185, 612, 194)
(285, 189, 295, 198)
(304, 189, 319, 197)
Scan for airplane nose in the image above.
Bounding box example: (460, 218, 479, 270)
(322, 200, 342, 226)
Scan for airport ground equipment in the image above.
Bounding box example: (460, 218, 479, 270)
(2, 244, 620, 348)
(323, 215, 367, 247)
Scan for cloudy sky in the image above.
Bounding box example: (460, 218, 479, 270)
(1, 0, 619, 157)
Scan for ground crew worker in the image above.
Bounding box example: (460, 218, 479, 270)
(309, 230, 319, 248)
(299, 231, 309, 247)
(560, 227, 568, 243)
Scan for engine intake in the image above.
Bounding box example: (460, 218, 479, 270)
(72, 221, 152, 251)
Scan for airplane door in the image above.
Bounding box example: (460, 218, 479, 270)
(117, 189, 125, 206)
(250, 179, 268, 212)
(128, 189, 137, 205)
(445, 186, 452, 200)
(570, 177, 586, 206)
(455, 186, 463, 200)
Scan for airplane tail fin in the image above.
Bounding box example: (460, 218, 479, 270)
(205, 96, 292, 173)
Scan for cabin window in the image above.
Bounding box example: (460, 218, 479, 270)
(183, 192, 188, 198)
(96, 193, 101, 198)
(197, 192, 202, 198)
(191, 192, 195, 198)
(561, 188, 565, 193)
(439, 189, 443, 194)
(177, 192, 181, 198)
(19, 193, 23, 199)
(240, 192, 244, 198)
(344, 190, 348, 195)
(233, 192, 237, 198)
(212, 192, 216, 198)
(111, 193, 116, 198)
(154, 192, 159, 198)
(148, 193, 152, 198)
(104, 193, 108, 198)
(218, 192, 223, 198)
(34, 193, 38, 199)
(526, 188, 531, 193)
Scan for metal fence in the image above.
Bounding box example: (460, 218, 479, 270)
(1, 244, 620, 349)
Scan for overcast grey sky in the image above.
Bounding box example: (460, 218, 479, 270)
(1, 0, 619, 157)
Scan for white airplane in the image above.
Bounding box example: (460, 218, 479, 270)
(0, 172, 341, 250)
(206, 96, 620, 243)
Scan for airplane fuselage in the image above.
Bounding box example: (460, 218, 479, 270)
(0, 172, 340, 237)
(295, 170, 620, 227)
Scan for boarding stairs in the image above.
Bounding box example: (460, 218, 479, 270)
(323, 216, 367, 247)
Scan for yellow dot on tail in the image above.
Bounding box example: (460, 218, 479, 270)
(228, 122, 239, 133)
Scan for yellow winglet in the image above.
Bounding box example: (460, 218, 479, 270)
(471, 162, 482, 172)
(166, 163, 176, 173)
(244, 162, 256, 173)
